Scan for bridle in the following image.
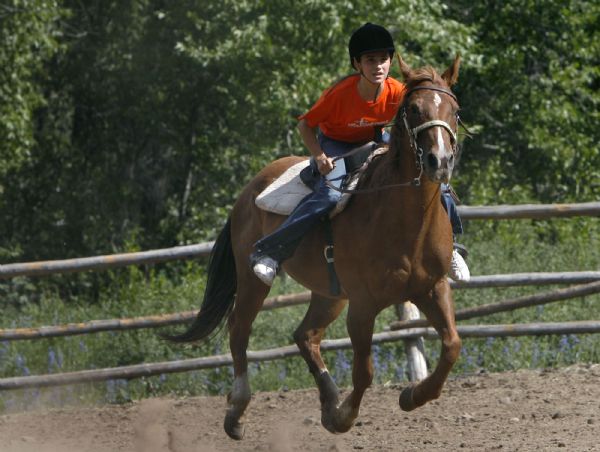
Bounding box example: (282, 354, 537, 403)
(401, 86, 458, 152)
(400, 85, 459, 185)
(325, 84, 460, 194)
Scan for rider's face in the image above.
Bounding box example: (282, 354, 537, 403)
(355, 51, 391, 84)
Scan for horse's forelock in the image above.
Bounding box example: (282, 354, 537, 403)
(404, 66, 447, 89)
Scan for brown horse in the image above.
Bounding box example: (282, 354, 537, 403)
(169, 56, 462, 440)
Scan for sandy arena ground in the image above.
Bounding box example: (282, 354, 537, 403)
(0, 364, 599, 451)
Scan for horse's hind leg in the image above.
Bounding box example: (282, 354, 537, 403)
(399, 279, 461, 411)
(293, 293, 348, 433)
(224, 273, 270, 440)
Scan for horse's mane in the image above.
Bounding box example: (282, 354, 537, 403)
(404, 65, 447, 90)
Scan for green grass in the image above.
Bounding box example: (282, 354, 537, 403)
(0, 218, 599, 412)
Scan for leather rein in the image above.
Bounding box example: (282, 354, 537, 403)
(324, 85, 460, 195)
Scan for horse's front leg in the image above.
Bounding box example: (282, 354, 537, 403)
(293, 293, 348, 433)
(399, 279, 461, 411)
(328, 302, 376, 433)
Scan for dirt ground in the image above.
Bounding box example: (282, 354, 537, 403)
(0, 364, 599, 452)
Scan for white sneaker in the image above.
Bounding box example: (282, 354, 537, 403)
(449, 249, 470, 282)
(252, 256, 279, 286)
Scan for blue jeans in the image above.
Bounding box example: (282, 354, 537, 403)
(253, 134, 354, 262)
(441, 183, 463, 235)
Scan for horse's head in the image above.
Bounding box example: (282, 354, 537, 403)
(396, 55, 461, 184)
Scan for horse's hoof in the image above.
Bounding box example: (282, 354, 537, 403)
(321, 403, 346, 434)
(399, 385, 417, 412)
(320, 413, 339, 434)
(224, 413, 245, 440)
(321, 412, 354, 434)
(332, 418, 354, 433)
(321, 399, 356, 434)
(331, 402, 356, 433)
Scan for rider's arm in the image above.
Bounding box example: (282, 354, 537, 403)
(297, 119, 334, 175)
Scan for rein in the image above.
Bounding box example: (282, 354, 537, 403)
(324, 149, 422, 194)
(324, 84, 458, 195)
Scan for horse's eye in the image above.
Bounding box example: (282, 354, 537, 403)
(410, 104, 420, 115)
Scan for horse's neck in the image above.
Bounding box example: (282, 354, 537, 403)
(368, 137, 441, 212)
(345, 141, 443, 255)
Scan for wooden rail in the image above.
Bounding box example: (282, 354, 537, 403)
(1, 320, 598, 390)
(457, 201, 600, 220)
(391, 280, 600, 330)
(0, 202, 598, 280)
(449, 271, 600, 289)
(0, 292, 311, 340)
(0, 243, 214, 280)
(2, 274, 600, 341)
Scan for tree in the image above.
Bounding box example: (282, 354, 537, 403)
(0, 0, 475, 263)
(0, 1, 64, 259)
(447, 0, 600, 204)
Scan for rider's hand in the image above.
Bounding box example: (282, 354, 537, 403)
(315, 154, 334, 175)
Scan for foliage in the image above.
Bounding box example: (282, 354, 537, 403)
(447, 0, 600, 204)
(0, 1, 597, 265)
(0, 0, 474, 265)
(1, 1, 596, 269)
(0, 1, 63, 176)
(0, 1, 65, 260)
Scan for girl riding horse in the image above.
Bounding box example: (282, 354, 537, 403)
(169, 23, 466, 440)
(250, 22, 470, 286)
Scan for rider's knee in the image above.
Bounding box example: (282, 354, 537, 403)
(326, 190, 343, 205)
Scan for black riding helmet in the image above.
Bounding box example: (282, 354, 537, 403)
(348, 23, 395, 68)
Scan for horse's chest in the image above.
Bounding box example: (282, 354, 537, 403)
(364, 255, 443, 303)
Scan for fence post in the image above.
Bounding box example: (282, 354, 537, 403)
(396, 301, 428, 381)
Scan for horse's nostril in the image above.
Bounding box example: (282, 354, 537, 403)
(449, 154, 455, 165)
(427, 153, 439, 170)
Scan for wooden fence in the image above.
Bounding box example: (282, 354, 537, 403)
(1, 272, 600, 342)
(1, 202, 598, 280)
(0, 202, 598, 390)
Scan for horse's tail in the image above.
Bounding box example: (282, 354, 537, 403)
(163, 217, 237, 343)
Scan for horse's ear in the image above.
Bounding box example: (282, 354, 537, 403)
(396, 54, 411, 81)
(441, 54, 461, 87)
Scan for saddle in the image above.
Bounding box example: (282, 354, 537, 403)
(254, 143, 387, 296)
(255, 142, 388, 216)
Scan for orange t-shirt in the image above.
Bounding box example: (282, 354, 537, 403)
(299, 74, 406, 143)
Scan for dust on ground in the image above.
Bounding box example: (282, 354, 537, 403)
(0, 364, 598, 452)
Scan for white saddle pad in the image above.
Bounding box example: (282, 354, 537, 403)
(255, 160, 313, 215)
